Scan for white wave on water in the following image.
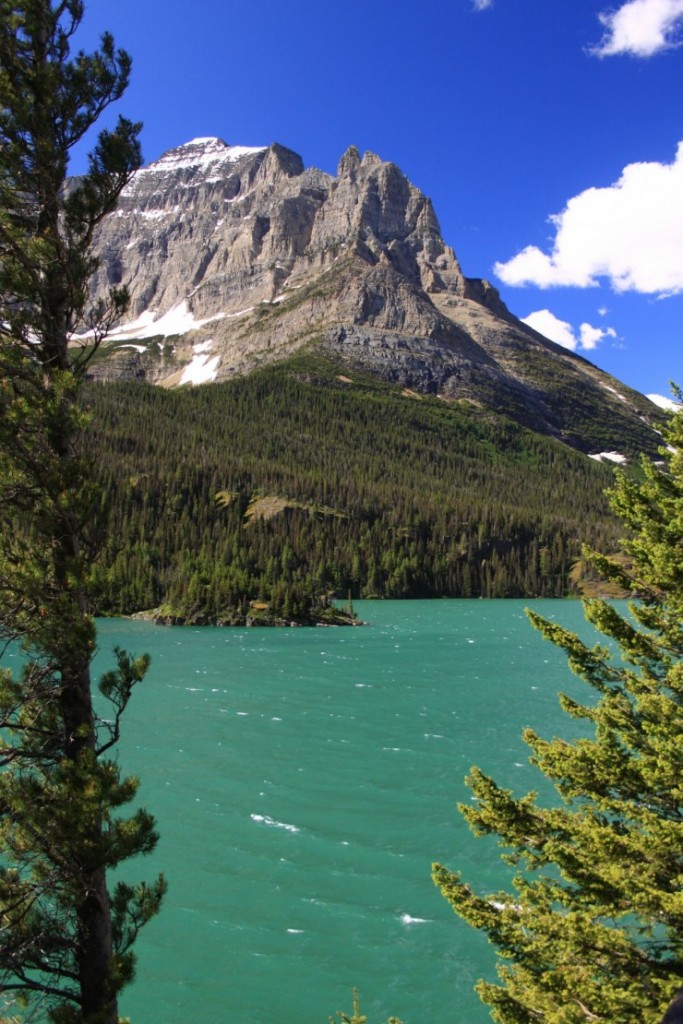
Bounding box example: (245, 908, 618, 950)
(400, 913, 429, 925)
(250, 814, 300, 833)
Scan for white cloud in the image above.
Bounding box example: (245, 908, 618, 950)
(521, 310, 578, 350)
(472, 0, 493, 9)
(593, 0, 683, 57)
(522, 310, 616, 353)
(579, 322, 617, 350)
(647, 393, 681, 410)
(495, 142, 683, 295)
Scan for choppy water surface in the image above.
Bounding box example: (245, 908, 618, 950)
(90, 600, 600, 1024)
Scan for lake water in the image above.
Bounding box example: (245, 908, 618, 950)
(87, 600, 599, 1023)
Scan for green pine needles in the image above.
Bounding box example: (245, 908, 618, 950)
(0, 3, 163, 1022)
(331, 989, 404, 1024)
(433, 409, 683, 1022)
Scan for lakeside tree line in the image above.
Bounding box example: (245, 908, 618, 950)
(84, 354, 623, 622)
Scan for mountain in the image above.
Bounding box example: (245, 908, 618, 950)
(83, 137, 661, 459)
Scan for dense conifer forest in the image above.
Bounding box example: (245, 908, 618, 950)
(84, 352, 624, 624)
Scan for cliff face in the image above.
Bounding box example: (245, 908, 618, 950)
(83, 137, 660, 456)
(87, 137, 474, 343)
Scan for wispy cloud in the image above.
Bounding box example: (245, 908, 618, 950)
(592, 0, 683, 57)
(495, 142, 683, 295)
(472, 0, 494, 10)
(521, 310, 616, 352)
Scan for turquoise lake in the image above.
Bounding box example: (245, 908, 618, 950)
(22, 600, 608, 1023)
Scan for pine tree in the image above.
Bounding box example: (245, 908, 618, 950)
(433, 408, 683, 1023)
(0, 4, 164, 1022)
(331, 989, 403, 1024)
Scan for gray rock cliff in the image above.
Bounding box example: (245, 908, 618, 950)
(82, 137, 660, 455)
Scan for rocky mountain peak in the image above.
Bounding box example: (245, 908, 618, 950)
(254, 143, 306, 182)
(337, 145, 361, 178)
(84, 137, 660, 459)
(125, 136, 267, 187)
(361, 150, 383, 167)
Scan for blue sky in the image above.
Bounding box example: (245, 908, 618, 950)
(72, 0, 683, 403)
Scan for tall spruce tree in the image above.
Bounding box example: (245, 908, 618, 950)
(0, 3, 164, 1022)
(433, 409, 683, 1023)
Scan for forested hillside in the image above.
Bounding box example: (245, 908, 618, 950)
(85, 353, 623, 624)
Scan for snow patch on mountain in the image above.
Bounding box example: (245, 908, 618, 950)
(105, 302, 226, 341)
(588, 451, 627, 464)
(180, 344, 221, 385)
(125, 138, 266, 191)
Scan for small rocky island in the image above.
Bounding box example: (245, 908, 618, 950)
(133, 598, 360, 628)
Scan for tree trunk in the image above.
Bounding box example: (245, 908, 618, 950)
(55, 467, 117, 1022)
